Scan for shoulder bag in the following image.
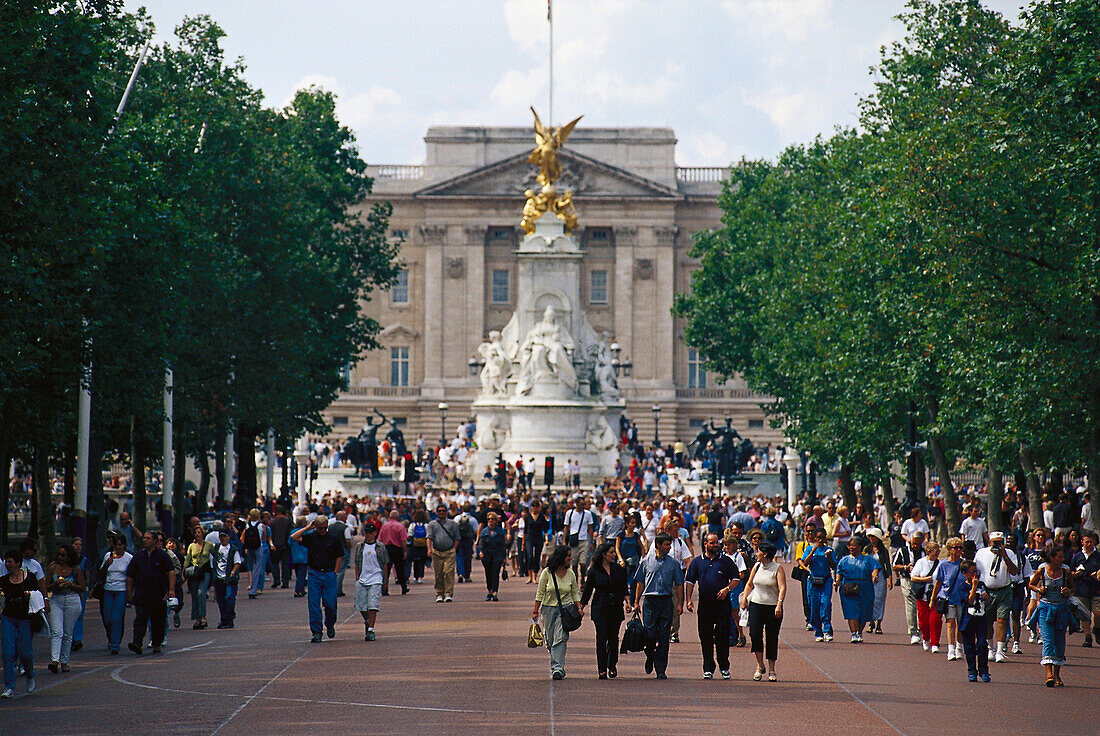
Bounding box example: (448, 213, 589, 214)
(910, 559, 938, 601)
(935, 563, 961, 615)
(552, 571, 583, 632)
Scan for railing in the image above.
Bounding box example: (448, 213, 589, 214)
(676, 166, 729, 183)
(675, 388, 769, 400)
(371, 165, 424, 180)
(343, 387, 422, 397)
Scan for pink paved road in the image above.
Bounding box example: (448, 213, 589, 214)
(6, 567, 1097, 736)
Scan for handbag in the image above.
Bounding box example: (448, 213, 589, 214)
(790, 565, 808, 582)
(841, 581, 860, 596)
(910, 559, 939, 601)
(935, 564, 961, 615)
(738, 607, 749, 627)
(551, 571, 583, 632)
(528, 620, 545, 648)
(620, 613, 649, 653)
(184, 565, 198, 580)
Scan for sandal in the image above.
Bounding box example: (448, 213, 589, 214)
(768, 672, 777, 682)
(753, 667, 764, 681)
(1045, 678, 1055, 688)
(1054, 680, 1065, 688)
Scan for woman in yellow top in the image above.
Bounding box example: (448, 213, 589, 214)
(184, 526, 214, 630)
(532, 545, 583, 680)
(793, 521, 819, 631)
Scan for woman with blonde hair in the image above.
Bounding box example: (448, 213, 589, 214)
(930, 537, 967, 660)
(183, 525, 213, 629)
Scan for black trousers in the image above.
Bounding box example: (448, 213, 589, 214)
(270, 547, 291, 587)
(748, 600, 781, 661)
(697, 599, 732, 673)
(592, 603, 623, 674)
(799, 577, 812, 623)
(481, 554, 504, 593)
(524, 537, 545, 575)
(133, 598, 167, 647)
(384, 544, 407, 589)
(642, 595, 674, 676)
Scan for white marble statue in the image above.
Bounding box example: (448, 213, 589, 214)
(516, 306, 577, 395)
(475, 415, 509, 451)
(477, 330, 511, 396)
(585, 414, 616, 450)
(592, 331, 619, 397)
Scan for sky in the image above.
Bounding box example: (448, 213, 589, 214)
(125, 0, 1029, 166)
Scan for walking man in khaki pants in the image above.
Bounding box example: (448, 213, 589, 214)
(427, 506, 460, 602)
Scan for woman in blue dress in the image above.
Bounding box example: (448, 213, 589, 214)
(835, 537, 880, 643)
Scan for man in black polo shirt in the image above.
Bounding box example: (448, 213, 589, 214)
(127, 531, 175, 655)
(684, 532, 738, 679)
(291, 516, 345, 642)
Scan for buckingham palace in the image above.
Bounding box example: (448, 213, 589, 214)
(322, 125, 782, 450)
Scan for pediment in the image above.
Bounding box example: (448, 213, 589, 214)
(378, 323, 419, 340)
(415, 150, 681, 200)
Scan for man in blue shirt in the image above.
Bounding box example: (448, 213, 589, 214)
(633, 532, 684, 679)
(728, 505, 756, 533)
(685, 533, 739, 679)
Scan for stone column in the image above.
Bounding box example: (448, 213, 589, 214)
(464, 225, 486, 375)
(420, 224, 447, 391)
(653, 225, 678, 393)
(784, 448, 800, 512)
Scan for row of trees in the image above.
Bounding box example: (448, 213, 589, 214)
(675, 0, 1100, 532)
(1, 1, 398, 552)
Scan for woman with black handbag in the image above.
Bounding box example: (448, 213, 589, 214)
(910, 541, 943, 652)
(532, 545, 583, 680)
(930, 537, 966, 661)
(835, 536, 880, 643)
(581, 541, 629, 679)
(183, 526, 213, 630)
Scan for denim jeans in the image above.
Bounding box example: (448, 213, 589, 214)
(101, 590, 127, 652)
(293, 563, 308, 595)
(2, 615, 34, 688)
(214, 578, 238, 625)
(248, 548, 270, 595)
(73, 592, 86, 644)
(960, 617, 988, 675)
(1037, 600, 1070, 666)
(307, 569, 338, 636)
(189, 570, 211, 621)
(808, 582, 834, 636)
(48, 592, 82, 663)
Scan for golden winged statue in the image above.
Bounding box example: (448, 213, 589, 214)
(522, 107, 582, 235)
(528, 107, 582, 186)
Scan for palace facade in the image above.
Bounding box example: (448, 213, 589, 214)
(323, 125, 782, 451)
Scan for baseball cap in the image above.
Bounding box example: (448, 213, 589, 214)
(989, 531, 1005, 542)
(362, 521, 379, 534)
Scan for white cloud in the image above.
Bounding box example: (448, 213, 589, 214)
(722, 0, 835, 42)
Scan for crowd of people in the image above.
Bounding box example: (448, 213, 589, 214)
(2, 450, 1097, 699)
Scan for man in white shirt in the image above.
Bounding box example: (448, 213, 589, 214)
(353, 522, 390, 641)
(974, 531, 1018, 662)
(901, 507, 930, 543)
(959, 504, 990, 549)
(564, 497, 596, 585)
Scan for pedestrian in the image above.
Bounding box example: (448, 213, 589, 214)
(475, 512, 508, 601)
(523, 500, 550, 584)
(127, 530, 176, 655)
(100, 533, 132, 655)
(70, 536, 89, 652)
(352, 521, 389, 641)
(866, 529, 892, 634)
(46, 545, 84, 673)
(958, 560, 991, 682)
(532, 545, 582, 680)
(289, 518, 309, 597)
(183, 525, 213, 630)
(212, 529, 242, 629)
(290, 516, 345, 642)
(426, 505, 460, 603)
(407, 508, 430, 584)
(455, 504, 478, 584)
(974, 530, 1019, 662)
(633, 532, 684, 679)
(328, 511, 352, 597)
(799, 527, 836, 642)
(564, 497, 596, 587)
(722, 531, 751, 647)
(891, 530, 925, 645)
(1, 548, 39, 698)
(835, 536, 879, 643)
(685, 532, 738, 680)
(242, 509, 271, 599)
(910, 541, 943, 652)
(617, 512, 647, 601)
(1029, 546, 1073, 687)
(741, 541, 786, 681)
(378, 511, 409, 595)
(269, 505, 292, 589)
(1070, 530, 1100, 648)
(930, 537, 966, 660)
(581, 541, 628, 679)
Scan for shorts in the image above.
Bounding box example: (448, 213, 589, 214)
(571, 540, 590, 566)
(355, 582, 382, 612)
(943, 604, 962, 621)
(988, 586, 1013, 619)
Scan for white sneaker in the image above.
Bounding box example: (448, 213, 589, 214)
(1028, 631, 1036, 643)
(25, 677, 35, 694)
(444, 596, 453, 603)
(824, 633, 833, 642)
(931, 645, 940, 653)
(435, 595, 444, 603)
(1, 687, 13, 698)
(988, 647, 996, 660)
(995, 650, 1007, 663)
(814, 635, 824, 642)
(910, 635, 922, 645)
(922, 640, 930, 651)
(1012, 641, 1021, 654)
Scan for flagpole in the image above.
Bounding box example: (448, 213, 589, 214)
(548, 0, 553, 127)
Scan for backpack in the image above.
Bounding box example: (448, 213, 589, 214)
(412, 522, 428, 547)
(457, 514, 474, 540)
(763, 518, 783, 542)
(243, 522, 261, 551)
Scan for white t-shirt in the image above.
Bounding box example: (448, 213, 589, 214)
(645, 538, 693, 569)
(974, 546, 1017, 589)
(565, 509, 593, 542)
(205, 530, 221, 547)
(642, 515, 661, 543)
(358, 543, 383, 586)
(959, 517, 988, 548)
(21, 557, 45, 581)
(902, 519, 930, 539)
(911, 556, 938, 580)
(101, 551, 133, 592)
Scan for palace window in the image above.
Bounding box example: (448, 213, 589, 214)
(392, 269, 409, 304)
(687, 348, 707, 389)
(390, 347, 410, 387)
(332, 416, 349, 427)
(589, 270, 608, 304)
(491, 269, 510, 304)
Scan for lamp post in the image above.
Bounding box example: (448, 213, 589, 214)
(651, 403, 661, 447)
(438, 401, 448, 446)
(610, 342, 632, 377)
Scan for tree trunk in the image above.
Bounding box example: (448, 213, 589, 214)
(1019, 443, 1045, 531)
(0, 402, 10, 545)
(34, 442, 56, 561)
(987, 466, 1004, 533)
(914, 452, 928, 503)
(838, 463, 858, 511)
(131, 417, 147, 532)
(927, 436, 962, 535)
(858, 471, 875, 518)
(86, 432, 106, 558)
(235, 425, 257, 511)
(214, 444, 225, 506)
(196, 451, 210, 512)
(172, 444, 187, 536)
(63, 442, 75, 510)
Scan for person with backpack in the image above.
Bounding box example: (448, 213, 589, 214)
(455, 505, 479, 585)
(408, 509, 430, 584)
(760, 508, 787, 561)
(910, 540, 943, 652)
(241, 509, 270, 600)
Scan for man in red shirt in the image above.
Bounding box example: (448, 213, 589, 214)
(378, 511, 409, 595)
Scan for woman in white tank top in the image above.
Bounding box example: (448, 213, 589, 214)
(740, 542, 787, 681)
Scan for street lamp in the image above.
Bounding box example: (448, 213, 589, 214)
(437, 401, 448, 446)
(651, 403, 661, 447)
(610, 342, 632, 377)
